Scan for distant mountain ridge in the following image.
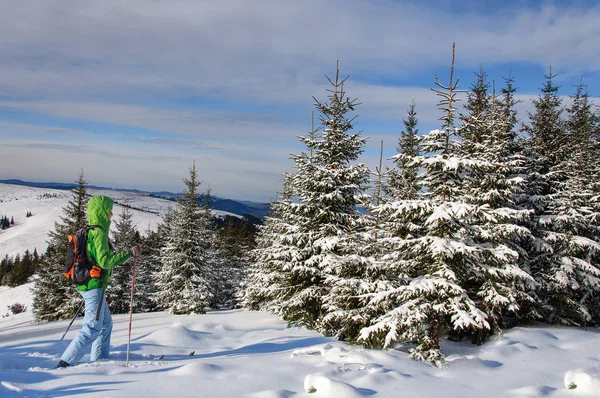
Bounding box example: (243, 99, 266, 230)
(0, 179, 270, 220)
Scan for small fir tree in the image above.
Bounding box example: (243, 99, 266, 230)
(386, 102, 421, 201)
(215, 216, 251, 309)
(106, 206, 139, 314)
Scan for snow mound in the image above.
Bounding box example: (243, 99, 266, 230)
(506, 385, 557, 397)
(564, 369, 600, 395)
(492, 339, 537, 357)
(139, 323, 207, 348)
(291, 343, 333, 358)
(292, 343, 373, 374)
(247, 389, 296, 398)
(303, 374, 366, 397)
(169, 362, 224, 376)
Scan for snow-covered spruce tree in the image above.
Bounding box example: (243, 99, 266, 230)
(306, 66, 372, 341)
(150, 206, 176, 311)
(196, 189, 225, 309)
(457, 75, 535, 334)
(523, 70, 600, 326)
(339, 106, 425, 346)
(215, 216, 252, 309)
(106, 206, 139, 314)
(32, 171, 88, 322)
(556, 78, 600, 322)
(242, 119, 321, 312)
(242, 173, 300, 314)
(249, 64, 371, 334)
(565, 78, 599, 221)
(501, 71, 520, 146)
(385, 102, 421, 201)
(155, 163, 215, 314)
(458, 65, 491, 161)
(247, 117, 329, 323)
(130, 224, 161, 312)
(359, 45, 510, 367)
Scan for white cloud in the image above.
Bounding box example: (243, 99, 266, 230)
(1, 1, 599, 200)
(0, 1, 598, 102)
(0, 100, 302, 143)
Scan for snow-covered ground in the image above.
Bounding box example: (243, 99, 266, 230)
(0, 183, 237, 258)
(3, 182, 600, 397)
(2, 282, 600, 397)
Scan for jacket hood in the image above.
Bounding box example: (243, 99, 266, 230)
(87, 195, 114, 231)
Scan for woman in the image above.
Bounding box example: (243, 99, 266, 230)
(57, 195, 139, 368)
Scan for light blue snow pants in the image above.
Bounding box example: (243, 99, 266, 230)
(61, 288, 112, 365)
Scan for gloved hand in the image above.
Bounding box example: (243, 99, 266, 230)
(130, 246, 140, 257)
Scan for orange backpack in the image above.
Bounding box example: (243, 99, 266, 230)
(63, 225, 102, 284)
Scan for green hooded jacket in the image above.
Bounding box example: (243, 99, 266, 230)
(77, 195, 132, 291)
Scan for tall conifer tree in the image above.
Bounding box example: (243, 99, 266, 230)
(242, 173, 299, 314)
(32, 172, 88, 322)
(155, 163, 214, 314)
(360, 45, 500, 366)
(523, 71, 600, 325)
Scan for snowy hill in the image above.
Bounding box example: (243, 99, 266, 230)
(2, 282, 600, 397)
(0, 179, 271, 220)
(0, 183, 239, 258)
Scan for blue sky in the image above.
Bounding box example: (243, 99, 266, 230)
(0, 0, 598, 202)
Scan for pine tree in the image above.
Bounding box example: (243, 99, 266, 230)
(461, 87, 535, 332)
(5, 250, 36, 287)
(501, 71, 519, 142)
(5, 254, 21, 287)
(106, 207, 138, 314)
(32, 171, 88, 322)
(150, 207, 176, 311)
(243, 118, 322, 317)
(281, 63, 371, 337)
(310, 67, 373, 341)
(155, 163, 215, 314)
(215, 216, 251, 309)
(523, 71, 600, 325)
(459, 65, 491, 159)
(0, 255, 9, 285)
(242, 173, 300, 313)
(565, 78, 598, 215)
(557, 78, 600, 322)
(195, 188, 221, 309)
(134, 224, 161, 312)
(386, 102, 421, 201)
(246, 63, 371, 337)
(359, 45, 496, 367)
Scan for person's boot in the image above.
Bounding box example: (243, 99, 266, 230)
(56, 360, 70, 368)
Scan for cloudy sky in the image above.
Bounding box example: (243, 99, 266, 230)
(0, 0, 599, 202)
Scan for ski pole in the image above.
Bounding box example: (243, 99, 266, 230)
(61, 300, 85, 340)
(126, 255, 138, 367)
